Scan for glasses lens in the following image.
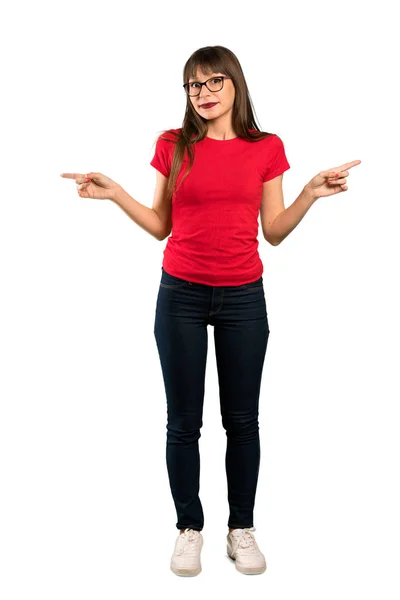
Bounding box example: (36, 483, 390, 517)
(186, 77, 224, 96)
(207, 77, 223, 92)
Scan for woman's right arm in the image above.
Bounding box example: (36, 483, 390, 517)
(112, 170, 172, 242)
(61, 169, 171, 241)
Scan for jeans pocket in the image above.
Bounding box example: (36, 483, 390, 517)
(240, 276, 263, 290)
(160, 268, 190, 289)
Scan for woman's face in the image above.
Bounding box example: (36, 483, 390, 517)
(188, 67, 235, 121)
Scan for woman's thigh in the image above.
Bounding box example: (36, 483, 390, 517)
(153, 269, 209, 424)
(212, 282, 270, 419)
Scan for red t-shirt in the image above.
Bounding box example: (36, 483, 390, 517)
(150, 128, 290, 286)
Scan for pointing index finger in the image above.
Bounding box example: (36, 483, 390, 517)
(337, 160, 362, 172)
(60, 173, 86, 179)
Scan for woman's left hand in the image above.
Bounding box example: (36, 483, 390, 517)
(306, 160, 362, 200)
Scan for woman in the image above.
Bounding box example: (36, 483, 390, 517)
(61, 45, 361, 577)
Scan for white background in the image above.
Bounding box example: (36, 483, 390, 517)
(1, 0, 399, 598)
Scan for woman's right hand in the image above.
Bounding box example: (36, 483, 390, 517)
(60, 172, 121, 201)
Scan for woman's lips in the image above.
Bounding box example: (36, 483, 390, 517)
(200, 103, 218, 109)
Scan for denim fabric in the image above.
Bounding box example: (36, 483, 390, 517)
(153, 267, 270, 531)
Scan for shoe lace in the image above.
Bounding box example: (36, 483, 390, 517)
(178, 528, 201, 555)
(230, 526, 258, 554)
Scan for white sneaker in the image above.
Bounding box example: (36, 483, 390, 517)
(227, 527, 267, 575)
(170, 528, 203, 576)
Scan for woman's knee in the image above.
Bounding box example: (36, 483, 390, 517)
(222, 413, 259, 441)
(166, 415, 203, 444)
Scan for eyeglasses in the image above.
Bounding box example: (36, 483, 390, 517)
(183, 76, 233, 97)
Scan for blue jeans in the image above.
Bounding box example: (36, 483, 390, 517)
(153, 267, 270, 531)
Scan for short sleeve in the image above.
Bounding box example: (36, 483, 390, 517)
(150, 135, 172, 178)
(261, 134, 290, 183)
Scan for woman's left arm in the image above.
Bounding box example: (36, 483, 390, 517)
(268, 160, 362, 246)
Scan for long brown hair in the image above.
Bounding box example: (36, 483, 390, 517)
(153, 45, 274, 202)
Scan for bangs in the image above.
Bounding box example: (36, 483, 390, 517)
(189, 57, 225, 81)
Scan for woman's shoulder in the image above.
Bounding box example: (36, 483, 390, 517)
(248, 127, 278, 138)
(157, 127, 182, 142)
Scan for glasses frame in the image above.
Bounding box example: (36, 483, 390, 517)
(183, 76, 233, 97)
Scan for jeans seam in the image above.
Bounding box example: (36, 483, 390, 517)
(209, 288, 224, 316)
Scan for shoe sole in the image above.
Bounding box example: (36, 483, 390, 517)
(170, 564, 202, 577)
(227, 552, 267, 575)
